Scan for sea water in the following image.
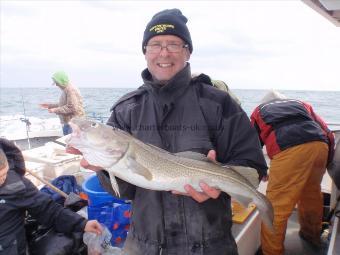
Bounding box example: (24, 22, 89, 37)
(1, 87, 340, 139)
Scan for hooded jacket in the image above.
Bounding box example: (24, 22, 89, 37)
(0, 139, 87, 255)
(99, 64, 267, 255)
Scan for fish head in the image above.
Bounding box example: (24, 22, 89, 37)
(67, 117, 130, 169)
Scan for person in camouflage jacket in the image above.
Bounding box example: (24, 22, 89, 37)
(40, 71, 85, 135)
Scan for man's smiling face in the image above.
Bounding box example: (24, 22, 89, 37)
(145, 35, 190, 84)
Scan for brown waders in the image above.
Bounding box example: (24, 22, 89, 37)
(261, 141, 328, 255)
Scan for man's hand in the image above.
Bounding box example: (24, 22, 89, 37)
(172, 149, 221, 203)
(66, 146, 102, 171)
(48, 108, 56, 113)
(39, 103, 49, 109)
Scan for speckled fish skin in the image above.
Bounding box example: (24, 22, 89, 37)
(68, 117, 274, 231)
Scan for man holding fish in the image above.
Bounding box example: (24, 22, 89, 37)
(68, 9, 268, 255)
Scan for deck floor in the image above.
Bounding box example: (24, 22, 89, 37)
(284, 210, 329, 255)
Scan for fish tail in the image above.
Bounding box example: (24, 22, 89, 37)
(255, 192, 275, 232)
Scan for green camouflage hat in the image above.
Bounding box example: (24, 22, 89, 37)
(52, 71, 69, 86)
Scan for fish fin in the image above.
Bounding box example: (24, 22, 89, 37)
(115, 128, 134, 140)
(108, 171, 121, 197)
(146, 146, 219, 165)
(147, 143, 171, 154)
(174, 151, 221, 165)
(175, 151, 208, 161)
(225, 165, 259, 188)
(126, 155, 153, 181)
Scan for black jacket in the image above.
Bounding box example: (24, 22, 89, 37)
(99, 64, 267, 255)
(0, 171, 88, 255)
(0, 140, 87, 255)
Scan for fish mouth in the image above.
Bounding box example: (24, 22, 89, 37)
(69, 121, 81, 137)
(65, 145, 81, 154)
(66, 121, 84, 149)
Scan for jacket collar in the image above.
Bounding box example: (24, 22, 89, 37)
(141, 63, 192, 106)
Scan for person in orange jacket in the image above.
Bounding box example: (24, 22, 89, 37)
(250, 90, 335, 255)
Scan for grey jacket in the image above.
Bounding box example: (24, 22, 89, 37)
(99, 64, 267, 255)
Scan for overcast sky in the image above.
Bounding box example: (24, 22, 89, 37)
(1, 0, 340, 91)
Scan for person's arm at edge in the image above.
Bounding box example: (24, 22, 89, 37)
(24, 177, 102, 235)
(215, 99, 268, 179)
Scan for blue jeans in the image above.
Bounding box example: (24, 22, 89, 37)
(62, 124, 73, 135)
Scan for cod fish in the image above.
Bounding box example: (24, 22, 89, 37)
(67, 117, 274, 231)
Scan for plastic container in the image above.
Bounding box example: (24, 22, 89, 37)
(22, 142, 82, 180)
(82, 174, 122, 206)
(25, 161, 47, 187)
(82, 174, 131, 247)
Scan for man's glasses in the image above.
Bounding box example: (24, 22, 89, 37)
(144, 43, 189, 54)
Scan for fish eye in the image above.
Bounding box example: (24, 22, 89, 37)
(91, 122, 98, 128)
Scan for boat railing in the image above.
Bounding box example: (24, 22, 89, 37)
(328, 123, 340, 132)
(86, 112, 109, 123)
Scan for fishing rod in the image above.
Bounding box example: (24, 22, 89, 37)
(20, 93, 31, 149)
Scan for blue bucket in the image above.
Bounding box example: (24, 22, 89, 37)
(82, 174, 131, 247)
(82, 174, 122, 206)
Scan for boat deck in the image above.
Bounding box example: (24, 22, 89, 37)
(284, 210, 329, 255)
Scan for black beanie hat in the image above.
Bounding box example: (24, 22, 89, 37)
(142, 8, 193, 54)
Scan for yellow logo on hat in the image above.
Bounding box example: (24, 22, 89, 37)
(150, 24, 175, 33)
